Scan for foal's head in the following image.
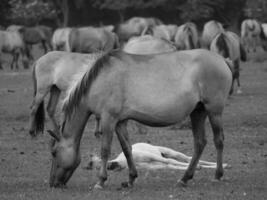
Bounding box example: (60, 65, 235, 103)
(48, 130, 81, 188)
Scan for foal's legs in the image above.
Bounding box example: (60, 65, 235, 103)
(208, 112, 224, 180)
(95, 114, 115, 189)
(115, 121, 138, 187)
(179, 103, 207, 186)
(46, 86, 61, 133)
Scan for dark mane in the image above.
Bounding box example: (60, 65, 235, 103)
(62, 51, 113, 119)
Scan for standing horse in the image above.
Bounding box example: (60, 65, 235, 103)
(47, 49, 232, 189)
(29, 36, 176, 137)
(51, 27, 72, 51)
(145, 24, 178, 42)
(210, 31, 247, 94)
(123, 35, 176, 54)
(174, 22, 199, 50)
(241, 19, 261, 53)
(114, 17, 162, 42)
(201, 20, 224, 49)
(68, 27, 119, 53)
(19, 25, 53, 60)
(0, 30, 28, 69)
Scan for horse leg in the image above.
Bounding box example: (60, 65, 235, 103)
(208, 113, 224, 180)
(46, 86, 61, 133)
(115, 120, 138, 187)
(234, 61, 242, 94)
(42, 40, 48, 54)
(178, 103, 207, 186)
(95, 114, 115, 189)
(94, 116, 102, 138)
(14, 50, 20, 70)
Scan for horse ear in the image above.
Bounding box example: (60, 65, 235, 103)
(47, 130, 60, 142)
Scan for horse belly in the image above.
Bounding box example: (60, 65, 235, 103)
(126, 78, 198, 126)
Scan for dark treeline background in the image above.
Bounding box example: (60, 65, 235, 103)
(1, 0, 267, 31)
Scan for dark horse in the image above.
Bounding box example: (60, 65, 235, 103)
(46, 49, 232, 189)
(19, 25, 53, 60)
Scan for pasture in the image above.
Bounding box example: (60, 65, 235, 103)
(0, 48, 267, 200)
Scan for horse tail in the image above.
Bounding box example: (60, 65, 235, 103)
(62, 52, 111, 118)
(240, 43, 247, 62)
(31, 62, 45, 136)
(214, 33, 230, 58)
(185, 26, 195, 49)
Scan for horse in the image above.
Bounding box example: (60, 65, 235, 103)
(123, 35, 176, 54)
(29, 51, 102, 137)
(0, 30, 29, 69)
(19, 25, 53, 60)
(174, 22, 199, 50)
(47, 49, 232, 189)
(86, 143, 229, 172)
(29, 36, 176, 137)
(241, 19, 261, 53)
(145, 24, 178, 42)
(51, 27, 72, 51)
(6, 25, 24, 32)
(210, 31, 247, 95)
(68, 27, 119, 53)
(201, 20, 224, 49)
(114, 17, 162, 42)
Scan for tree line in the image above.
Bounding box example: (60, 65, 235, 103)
(1, 0, 267, 30)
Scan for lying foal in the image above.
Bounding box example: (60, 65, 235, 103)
(85, 143, 229, 172)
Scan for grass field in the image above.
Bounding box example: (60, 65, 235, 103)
(0, 47, 267, 200)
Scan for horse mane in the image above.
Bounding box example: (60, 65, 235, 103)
(62, 51, 113, 119)
(214, 33, 230, 58)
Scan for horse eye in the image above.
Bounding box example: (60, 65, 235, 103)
(51, 150, 57, 157)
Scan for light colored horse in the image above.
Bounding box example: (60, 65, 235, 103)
(6, 25, 23, 32)
(145, 24, 178, 42)
(29, 36, 176, 137)
(174, 22, 199, 50)
(68, 27, 119, 53)
(241, 19, 261, 53)
(201, 20, 224, 49)
(48, 49, 232, 189)
(0, 30, 28, 69)
(123, 35, 176, 54)
(86, 142, 229, 172)
(114, 17, 162, 42)
(210, 31, 247, 95)
(51, 27, 72, 51)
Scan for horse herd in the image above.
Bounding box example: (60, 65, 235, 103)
(3, 17, 267, 190)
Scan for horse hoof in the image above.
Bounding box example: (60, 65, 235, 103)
(94, 183, 104, 190)
(177, 179, 187, 187)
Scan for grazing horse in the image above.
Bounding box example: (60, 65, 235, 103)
(29, 37, 175, 137)
(68, 27, 119, 53)
(51, 27, 72, 51)
(0, 30, 28, 69)
(123, 35, 176, 54)
(201, 20, 224, 49)
(174, 22, 199, 50)
(48, 49, 232, 189)
(210, 31, 247, 95)
(86, 143, 229, 172)
(241, 19, 261, 53)
(114, 17, 162, 42)
(19, 25, 53, 60)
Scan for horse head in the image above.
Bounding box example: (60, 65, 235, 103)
(47, 129, 81, 188)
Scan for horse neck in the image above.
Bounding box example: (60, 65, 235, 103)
(62, 105, 91, 147)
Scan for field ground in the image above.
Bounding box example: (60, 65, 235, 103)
(0, 47, 267, 200)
